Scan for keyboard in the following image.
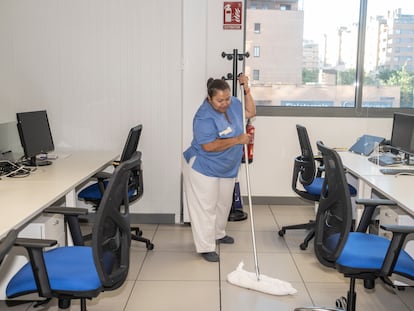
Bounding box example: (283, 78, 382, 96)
(380, 168, 414, 175)
(368, 154, 401, 166)
(0, 161, 16, 176)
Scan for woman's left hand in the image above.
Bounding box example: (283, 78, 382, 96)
(238, 73, 249, 87)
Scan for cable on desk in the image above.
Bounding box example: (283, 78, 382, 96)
(0, 160, 34, 178)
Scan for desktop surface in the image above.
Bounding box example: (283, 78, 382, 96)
(368, 153, 402, 166)
(339, 150, 414, 217)
(379, 168, 414, 175)
(0, 150, 118, 238)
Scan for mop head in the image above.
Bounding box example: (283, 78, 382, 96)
(227, 261, 297, 296)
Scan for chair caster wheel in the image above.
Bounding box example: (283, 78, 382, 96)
(278, 229, 285, 237)
(300, 243, 308, 250)
(147, 243, 154, 250)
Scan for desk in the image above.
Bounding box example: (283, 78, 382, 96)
(339, 151, 414, 217)
(0, 150, 118, 238)
(361, 174, 414, 216)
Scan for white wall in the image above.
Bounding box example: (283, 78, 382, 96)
(0, 0, 183, 221)
(0, 0, 394, 223)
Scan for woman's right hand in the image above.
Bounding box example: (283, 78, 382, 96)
(238, 133, 251, 145)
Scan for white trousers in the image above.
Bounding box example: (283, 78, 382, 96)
(182, 156, 235, 253)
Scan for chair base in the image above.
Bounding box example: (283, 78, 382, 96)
(83, 226, 154, 250)
(131, 226, 154, 250)
(278, 220, 315, 250)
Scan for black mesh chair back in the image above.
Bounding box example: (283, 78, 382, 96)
(296, 124, 317, 186)
(92, 152, 139, 289)
(119, 125, 142, 162)
(280, 125, 324, 250)
(314, 141, 353, 268)
(291, 124, 321, 201)
(117, 124, 144, 203)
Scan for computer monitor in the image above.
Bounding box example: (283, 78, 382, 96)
(390, 112, 414, 164)
(16, 110, 55, 166)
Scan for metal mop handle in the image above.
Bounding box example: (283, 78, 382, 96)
(240, 83, 260, 281)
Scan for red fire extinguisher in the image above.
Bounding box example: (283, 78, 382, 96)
(242, 119, 255, 164)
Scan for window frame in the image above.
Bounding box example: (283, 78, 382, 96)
(245, 0, 414, 118)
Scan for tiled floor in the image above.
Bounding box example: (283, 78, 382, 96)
(1, 204, 414, 311)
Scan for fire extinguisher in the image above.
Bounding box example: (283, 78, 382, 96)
(242, 119, 255, 164)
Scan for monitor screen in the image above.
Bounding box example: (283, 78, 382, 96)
(390, 112, 414, 156)
(16, 110, 55, 166)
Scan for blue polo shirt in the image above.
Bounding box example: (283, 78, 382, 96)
(183, 97, 244, 178)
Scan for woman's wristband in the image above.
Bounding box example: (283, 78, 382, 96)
(244, 87, 250, 95)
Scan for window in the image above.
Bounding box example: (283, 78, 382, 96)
(253, 69, 260, 81)
(363, 2, 414, 109)
(245, 0, 414, 116)
(253, 46, 260, 57)
(280, 4, 291, 11)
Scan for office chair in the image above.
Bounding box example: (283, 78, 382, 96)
(0, 230, 18, 264)
(78, 125, 154, 250)
(295, 141, 413, 311)
(6, 153, 140, 311)
(278, 124, 357, 250)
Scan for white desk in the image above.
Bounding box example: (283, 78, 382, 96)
(0, 150, 118, 238)
(361, 174, 414, 216)
(338, 151, 414, 217)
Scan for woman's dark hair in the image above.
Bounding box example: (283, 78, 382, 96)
(206, 78, 230, 98)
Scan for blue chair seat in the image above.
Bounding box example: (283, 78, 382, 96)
(337, 232, 414, 277)
(304, 177, 357, 197)
(7, 246, 102, 298)
(79, 181, 135, 201)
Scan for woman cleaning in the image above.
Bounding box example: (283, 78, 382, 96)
(182, 74, 256, 262)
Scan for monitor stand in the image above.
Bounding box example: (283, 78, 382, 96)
(403, 153, 414, 166)
(23, 156, 52, 167)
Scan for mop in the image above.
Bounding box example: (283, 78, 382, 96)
(226, 84, 298, 296)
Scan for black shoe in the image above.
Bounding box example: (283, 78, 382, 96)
(217, 235, 234, 244)
(201, 252, 219, 262)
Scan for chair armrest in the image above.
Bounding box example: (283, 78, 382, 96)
(355, 198, 396, 206)
(14, 237, 57, 298)
(44, 206, 88, 216)
(380, 224, 414, 234)
(379, 224, 414, 278)
(15, 237, 57, 249)
(314, 155, 324, 177)
(43, 207, 88, 246)
(93, 171, 112, 180)
(355, 199, 396, 232)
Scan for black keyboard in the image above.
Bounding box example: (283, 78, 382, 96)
(380, 168, 414, 175)
(368, 154, 401, 166)
(0, 161, 15, 176)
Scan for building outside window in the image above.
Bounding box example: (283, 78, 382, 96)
(245, 0, 414, 115)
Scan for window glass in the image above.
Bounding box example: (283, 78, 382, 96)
(253, 46, 260, 57)
(246, 0, 360, 107)
(363, 1, 414, 109)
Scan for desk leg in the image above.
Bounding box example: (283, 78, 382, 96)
(64, 190, 77, 246)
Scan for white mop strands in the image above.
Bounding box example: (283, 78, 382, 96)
(227, 261, 297, 296)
